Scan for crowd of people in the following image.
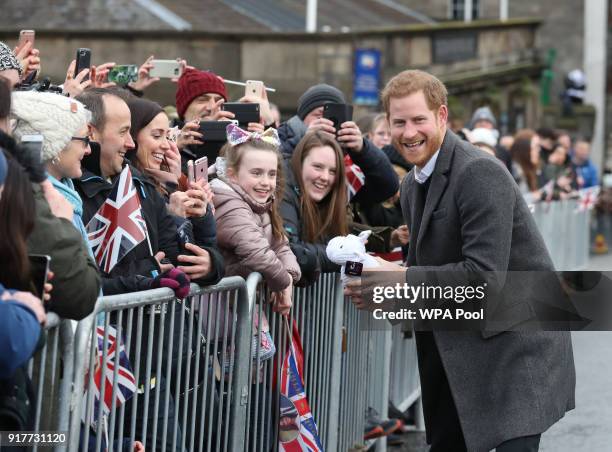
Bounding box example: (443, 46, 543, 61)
(0, 36, 599, 449)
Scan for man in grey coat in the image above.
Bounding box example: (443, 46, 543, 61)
(347, 70, 575, 451)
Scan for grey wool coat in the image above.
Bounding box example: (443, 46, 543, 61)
(399, 130, 575, 452)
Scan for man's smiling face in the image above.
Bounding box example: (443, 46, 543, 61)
(388, 90, 447, 168)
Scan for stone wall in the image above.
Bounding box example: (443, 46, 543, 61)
(0, 19, 540, 127)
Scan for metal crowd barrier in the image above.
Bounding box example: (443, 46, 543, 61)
(532, 199, 590, 270)
(23, 272, 424, 451)
(27, 313, 74, 452)
(243, 272, 346, 452)
(68, 278, 252, 452)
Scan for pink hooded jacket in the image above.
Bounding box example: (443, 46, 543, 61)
(211, 176, 301, 291)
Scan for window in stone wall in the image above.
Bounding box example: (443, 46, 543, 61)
(450, 0, 480, 20)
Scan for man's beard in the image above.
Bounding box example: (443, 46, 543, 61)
(393, 129, 444, 168)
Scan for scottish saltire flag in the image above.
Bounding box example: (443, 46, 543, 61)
(279, 321, 324, 452)
(344, 154, 365, 200)
(82, 325, 136, 426)
(576, 186, 600, 212)
(86, 165, 148, 273)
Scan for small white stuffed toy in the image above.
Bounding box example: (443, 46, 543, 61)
(326, 230, 380, 285)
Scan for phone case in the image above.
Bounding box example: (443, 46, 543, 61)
(221, 103, 260, 125)
(194, 157, 208, 182)
(323, 103, 354, 130)
(245, 80, 264, 98)
(149, 60, 181, 78)
(108, 65, 138, 84)
(75, 48, 91, 80)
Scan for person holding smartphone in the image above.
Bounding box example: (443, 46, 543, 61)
(125, 97, 223, 274)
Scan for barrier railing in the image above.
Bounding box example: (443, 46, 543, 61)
(68, 277, 252, 452)
(27, 313, 74, 452)
(244, 272, 346, 451)
(22, 272, 424, 451)
(532, 198, 590, 270)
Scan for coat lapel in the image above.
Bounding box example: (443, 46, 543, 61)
(415, 131, 457, 254)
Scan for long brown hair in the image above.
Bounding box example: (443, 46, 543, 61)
(511, 129, 539, 191)
(220, 138, 286, 240)
(291, 131, 349, 242)
(0, 155, 35, 290)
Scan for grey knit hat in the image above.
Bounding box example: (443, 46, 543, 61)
(297, 83, 346, 120)
(0, 42, 22, 76)
(11, 91, 91, 162)
(469, 106, 497, 129)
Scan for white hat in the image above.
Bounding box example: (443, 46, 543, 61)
(11, 91, 91, 162)
(468, 127, 498, 149)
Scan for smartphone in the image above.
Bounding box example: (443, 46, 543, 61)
(323, 103, 354, 132)
(194, 156, 208, 182)
(149, 59, 181, 78)
(28, 254, 50, 299)
(245, 80, 265, 98)
(18, 30, 35, 50)
(75, 48, 92, 81)
(190, 120, 236, 163)
(20, 134, 44, 163)
(108, 64, 138, 84)
(221, 102, 260, 126)
(198, 120, 235, 142)
(187, 156, 208, 183)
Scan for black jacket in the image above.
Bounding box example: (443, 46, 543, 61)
(74, 163, 223, 294)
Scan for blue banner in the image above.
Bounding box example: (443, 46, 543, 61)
(353, 48, 381, 106)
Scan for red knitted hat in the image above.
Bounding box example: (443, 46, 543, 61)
(175, 68, 228, 119)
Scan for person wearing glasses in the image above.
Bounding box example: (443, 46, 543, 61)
(11, 91, 94, 247)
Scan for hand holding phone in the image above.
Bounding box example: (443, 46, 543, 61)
(18, 30, 35, 51)
(75, 48, 92, 81)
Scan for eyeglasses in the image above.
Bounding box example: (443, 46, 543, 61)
(71, 136, 91, 148)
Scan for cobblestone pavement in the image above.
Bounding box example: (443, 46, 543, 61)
(389, 254, 612, 452)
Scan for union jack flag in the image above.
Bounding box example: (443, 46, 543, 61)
(344, 154, 365, 200)
(86, 165, 148, 273)
(279, 320, 324, 452)
(576, 186, 600, 212)
(82, 325, 137, 427)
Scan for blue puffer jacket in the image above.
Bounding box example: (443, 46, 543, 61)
(0, 284, 41, 379)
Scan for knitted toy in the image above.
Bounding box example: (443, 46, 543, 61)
(326, 231, 380, 285)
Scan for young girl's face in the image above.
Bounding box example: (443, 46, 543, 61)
(136, 112, 170, 170)
(229, 148, 278, 202)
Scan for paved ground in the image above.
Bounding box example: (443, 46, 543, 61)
(389, 253, 612, 452)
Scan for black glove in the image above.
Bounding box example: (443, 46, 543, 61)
(290, 244, 321, 288)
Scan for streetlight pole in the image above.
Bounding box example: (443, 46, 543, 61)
(306, 0, 318, 33)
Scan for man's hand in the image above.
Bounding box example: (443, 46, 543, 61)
(63, 60, 91, 97)
(390, 225, 410, 247)
(247, 122, 265, 133)
(337, 121, 364, 152)
(176, 120, 204, 150)
(209, 99, 235, 121)
(2, 290, 46, 325)
(239, 85, 273, 125)
(154, 251, 174, 273)
(128, 55, 160, 92)
(307, 117, 336, 136)
(90, 62, 116, 88)
(178, 243, 212, 280)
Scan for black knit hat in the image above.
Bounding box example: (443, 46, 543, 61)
(297, 84, 346, 120)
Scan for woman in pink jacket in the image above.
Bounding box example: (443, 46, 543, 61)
(211, 124, 301, 314)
